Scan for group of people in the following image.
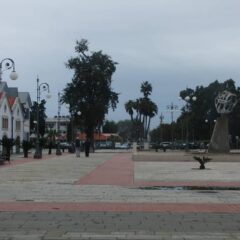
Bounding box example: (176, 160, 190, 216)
(75, 137, 90, 158)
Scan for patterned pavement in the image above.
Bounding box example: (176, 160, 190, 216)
(0, 150, 240, 239)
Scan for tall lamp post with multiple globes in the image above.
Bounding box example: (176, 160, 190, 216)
(205, 118, 216, 141)
(182, 95, 197, 151)
(34, 77, 51, 159)
(166, 102, 178, 145)
(0, 58, 18, 82)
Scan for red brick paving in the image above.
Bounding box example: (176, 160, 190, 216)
(0, 202, 240, 213)
(75, 153, 134, 186)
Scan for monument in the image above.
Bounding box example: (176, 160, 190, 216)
(208, 90, 238, 153)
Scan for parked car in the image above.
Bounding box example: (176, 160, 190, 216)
(59, 142, 71, 149)
(119, 143, 131, 149)
(159, 142, 172, 149)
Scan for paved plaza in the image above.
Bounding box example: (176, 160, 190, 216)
(0, 150, 240, 239)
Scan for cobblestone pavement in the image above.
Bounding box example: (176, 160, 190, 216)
(0, 150, 240, 239)
(0, 212, 240, 240)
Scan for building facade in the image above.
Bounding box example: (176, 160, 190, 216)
(45, 116, 70, 140)
(0, 82, 32, 143)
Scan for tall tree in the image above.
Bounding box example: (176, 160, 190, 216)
(62, 39, 119, 144)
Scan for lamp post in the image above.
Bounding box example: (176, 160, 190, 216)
(159, 113, 164, 143)
(166, 102, 178, 146)
(182, 95, 197, 151)
(65, 104, 81, 143)
(34, 77, 51, 159)
(205, 119, 216, 140)
(56, 92, 62, 155)
(0, 58, 18, 82)
(65, 104, 73, 143)
(0, 58, 18, 153)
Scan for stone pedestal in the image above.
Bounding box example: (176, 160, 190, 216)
(208, 115, 230, 153)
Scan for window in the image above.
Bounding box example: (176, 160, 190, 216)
(16, 120, 21, 131)
(2, 118, 8, 129)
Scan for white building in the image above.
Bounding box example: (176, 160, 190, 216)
(0, 82, 32, 142)
(45, 116, 70, 139)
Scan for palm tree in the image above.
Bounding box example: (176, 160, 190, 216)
(125, 100, 135, 121)
(141, 81, 152, 98)
(125, 81, 158, 141)
(139, 98, 158, 139)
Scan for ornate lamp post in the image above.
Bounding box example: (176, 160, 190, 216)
(0, 58, 18, 82)
(0, 58, 18, 153)
(183, 95, 197, 151)
(34, 77, 51, 159)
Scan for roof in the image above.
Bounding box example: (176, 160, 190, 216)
(7, 87, 18, 98)
(0, 82, 8, 92)
(18, 92, 32, 107)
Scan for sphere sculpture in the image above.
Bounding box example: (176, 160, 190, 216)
(209, 90, 238, 153)
(215, 90, 238, 114)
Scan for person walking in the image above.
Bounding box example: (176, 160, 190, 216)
(85, 138, 91, 157)
(75, 137, 81, 157)
(48, 140, 53, 155)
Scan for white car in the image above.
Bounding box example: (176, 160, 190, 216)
(119, 143, 131, 149)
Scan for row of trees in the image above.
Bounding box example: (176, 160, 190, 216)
(125, 81, 158, 141)
(151, 79, 240, 145)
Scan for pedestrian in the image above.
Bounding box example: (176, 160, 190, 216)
(85, 138, 91, 157)
(48, 140, 53, 155)
(75, 137, 81, 157)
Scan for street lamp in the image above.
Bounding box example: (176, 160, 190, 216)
(205, 118, 216, 140)
(56, 92, 62, 155)
(0, 58, 18, 152)
(0, 58, 18, 82)
(34, 77, 51, 159)
(182, 95, 197, 151)
(159, 113, 164, 143)
(65, 104, 81, 143)
(65, 103, 73, 143)
(166, 102, 178, 146)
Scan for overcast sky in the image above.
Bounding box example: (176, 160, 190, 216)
(1, 0, 240, 128)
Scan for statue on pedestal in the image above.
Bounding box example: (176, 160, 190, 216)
(208, 90, 238, 153)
